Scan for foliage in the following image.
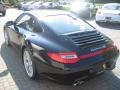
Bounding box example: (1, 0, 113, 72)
(8, 0, 18, 5)
(94, 0, 120, 3)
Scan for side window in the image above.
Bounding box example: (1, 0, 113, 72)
(16, 14, 32, 30)
(16, 14, 43, 32)
(25, 18, 35, 32)
(16, 15, 31, 26)
(31, 19, 43, 32)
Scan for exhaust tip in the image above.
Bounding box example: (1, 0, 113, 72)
(72, 81, 85, 87)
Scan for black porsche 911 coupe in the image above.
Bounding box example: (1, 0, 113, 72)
(4, 10, 119, 85)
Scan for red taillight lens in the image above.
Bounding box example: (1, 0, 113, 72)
(47, 45, 116, 64)
(47, 52, 80, 64)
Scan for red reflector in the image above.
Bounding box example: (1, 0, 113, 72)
(47, 46, 115, 64)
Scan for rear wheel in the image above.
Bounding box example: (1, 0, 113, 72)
(2, 11, 6, 16)
(23, 48, 38, 79)
(96, 20, 102, 25)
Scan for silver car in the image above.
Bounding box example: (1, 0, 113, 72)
(0, 2, 6, 16)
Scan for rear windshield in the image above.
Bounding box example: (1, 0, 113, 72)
(103, 4, 120, 10)
(42, 14, 95, 34)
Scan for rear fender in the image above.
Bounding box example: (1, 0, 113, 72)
(21, 40, 33, 63)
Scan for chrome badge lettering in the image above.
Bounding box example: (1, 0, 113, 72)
(91, 45, 106, 52)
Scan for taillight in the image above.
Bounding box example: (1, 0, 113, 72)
(47, 45, 116, 64)
(47, 52, 80, 64)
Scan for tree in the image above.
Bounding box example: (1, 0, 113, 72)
(8, 0, 19, 5)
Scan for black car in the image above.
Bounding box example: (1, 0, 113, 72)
(4, 10, 119, 85)
(0, 2, 6, 16)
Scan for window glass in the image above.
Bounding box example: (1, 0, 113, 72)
(16, 15, 31, 26)
(103, 4, 120, 10)
(26, 18, 43, 32)
(42, 14, 94, 34)
(17, 14, 43, 32)
(117, 6, 120, 10)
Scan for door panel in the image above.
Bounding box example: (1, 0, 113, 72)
(8, 25, 22, 46)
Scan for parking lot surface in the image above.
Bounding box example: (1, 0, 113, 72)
(0, 9, 120, 90)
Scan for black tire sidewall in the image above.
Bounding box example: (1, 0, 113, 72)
(2, 11, 6, 16)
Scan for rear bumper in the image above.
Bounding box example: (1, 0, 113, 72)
(34, 46, 119, 82)
(43, 60, 116, 81)
(96, 14, 120, 23)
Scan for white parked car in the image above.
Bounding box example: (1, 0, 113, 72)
(71, 1, 95, 18)
(96, 3, 120, 24)
(25, 1, 42, 11)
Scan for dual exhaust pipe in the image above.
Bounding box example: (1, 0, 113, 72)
(72, 80, 85, 87)
(72, 69, 105, 87)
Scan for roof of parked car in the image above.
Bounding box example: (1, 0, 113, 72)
(104, 3, 120, 6)
(26, 10, 70, 17)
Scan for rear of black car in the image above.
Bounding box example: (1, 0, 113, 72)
(34, 31, 119, 84)
(32, 12, 119, 84)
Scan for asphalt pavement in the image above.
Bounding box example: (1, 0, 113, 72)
(0, 8, 120, 90)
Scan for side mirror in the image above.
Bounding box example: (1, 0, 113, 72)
(6, 21, 15, 26)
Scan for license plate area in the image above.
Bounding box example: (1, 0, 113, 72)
(89, 63, 106, 74)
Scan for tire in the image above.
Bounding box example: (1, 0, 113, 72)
(96, 20, 102, 25)
(84, 11, 92, 19)
(2, 11, 6, 16)
(23, 48, 38, 79)
(4, 29, 11, 46)
(88, 11, 92, 19)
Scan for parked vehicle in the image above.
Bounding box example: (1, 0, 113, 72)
(71, 1, 95, 18)
(24, 1, 43, 11)
(22, 1, 34, 10)
(16, 1, 27, 9)
(96, 3, 120, 24)
(42, 2, 62, 9)
(0, 2, 6, 16)
(4, 10, 119, 84)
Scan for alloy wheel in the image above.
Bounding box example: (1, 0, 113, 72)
(23, 50, 34, 78)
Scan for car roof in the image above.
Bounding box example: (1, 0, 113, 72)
(26, 10, 70, 19)
(104, 3, 120, 6)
